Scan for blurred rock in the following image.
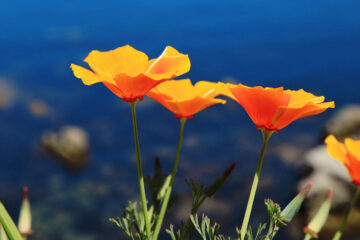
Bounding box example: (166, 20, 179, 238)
(272, 134, 315, 165)
(273, 143, 304, 164)
(294, 105, 360, 239)
(298, 146, 352, 212)
(297, 145, 360, 239)
(184, 135, 199, 148)
(320, 105, 360, 141)
(0, 78, 17, 109)
(41, 126, 89, 171)
(27, 100, 50, 117)
(172, 194, 232, 221)
(221, 76, 238, 84)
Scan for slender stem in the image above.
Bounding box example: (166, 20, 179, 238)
(179, 218, 191, 240)
(152, 118, 187, 240)
(179, 196, 206, 240)
(130, 101, 152, 239)
(266, 220, 274, 238)
(304, 234, 312, 240)
(239, 130, 273, 240)
(332, 186, 360, 240)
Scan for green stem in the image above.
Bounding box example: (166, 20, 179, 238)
(239, 130, 273, 240)
(130, 101, 152, 239)
(179, 191, 208, 240)
(304, 234, 312, 240)
(152, 118, 187, 240)
(266, 220, 274, 238)
(332, 186, 360, 240)
(179, 219, 191, 240)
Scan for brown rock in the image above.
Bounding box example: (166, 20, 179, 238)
(27, 100, 49, 117)
(41, 126, 90, 171)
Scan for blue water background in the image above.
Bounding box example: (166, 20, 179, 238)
(0, 0, 359, 239)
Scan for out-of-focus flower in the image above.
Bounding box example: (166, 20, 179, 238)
(219, 84, 334, 131)
(18, 187, 32, 237)
(71, 45, 190, 102)
(325, 135, 360, 185)
(147, 79, 225, 119)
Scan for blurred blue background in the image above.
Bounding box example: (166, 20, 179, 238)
(0, 0, 359, 239)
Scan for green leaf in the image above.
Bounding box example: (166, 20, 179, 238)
(204, 163, 236, 198)
(182, 164, 236, 240)
(281, 183, 312, 224)
(157, 175, 171, 201)
(0, 202, 23, 240)
(255, 224, 267, 240)
(304, 188, 333, 239)
(166, 224, 181, 240)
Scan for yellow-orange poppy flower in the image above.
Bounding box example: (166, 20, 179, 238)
(70, 45, 190, 102)
(219, 84, 334, 131)
(147, 79, 226, 119)
(325, 135, 360, 185)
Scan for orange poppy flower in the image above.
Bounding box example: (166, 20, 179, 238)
(325, 135, 360, 185)
(70, 45, 190, 102)
(147, 79, 226, 119)
(220, 84, 334, 131)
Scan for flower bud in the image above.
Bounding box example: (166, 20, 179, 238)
(304, 188, 333, 239)
(281, 183, 312, 224)
(18, 187, 32, 238)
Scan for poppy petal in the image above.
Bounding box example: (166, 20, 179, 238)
(272, 101, 334, 129)
(146, 46, 190, 80)
(113, 74, 165, 100)
(194, 81, 222, 98)
(345, 138, 360, 159)
(325, 135, 348, 164)
(151, 79, 195, 101)
(346, 154, 360, 185)
(216, 83, 237, 101)
(85, 45, 149, 78)
(167, 96, 225, 118)
(147, 79, 225, 118)
(286, 89, 325, 107)
(229, 85, 291, 129)
(70, 64, 105, 85)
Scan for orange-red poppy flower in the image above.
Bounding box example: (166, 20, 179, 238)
(325, 135, 360, 185)
(220, 84, 334, 131)
(147, 79, 226, 119)
(70, 45, 190, 102)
